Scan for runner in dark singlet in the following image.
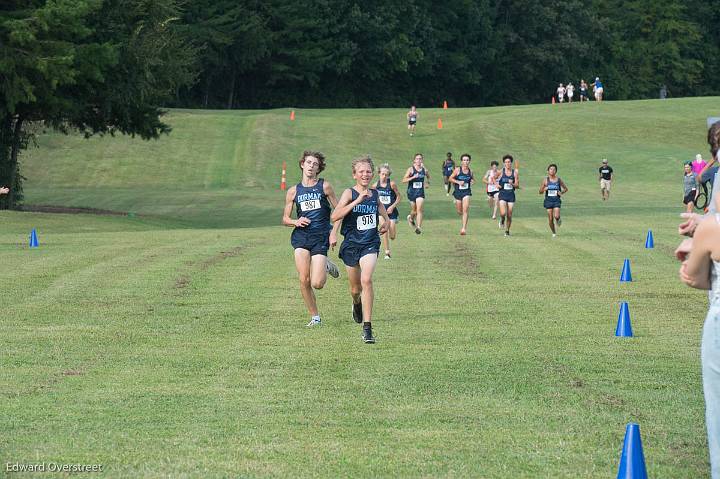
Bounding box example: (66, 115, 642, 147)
(332, 155, 390, 344)
(282, 151, 341, 327)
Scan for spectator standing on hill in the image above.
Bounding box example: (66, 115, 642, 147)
(593, 77, 604, 101)
(598, 159, 613, 201)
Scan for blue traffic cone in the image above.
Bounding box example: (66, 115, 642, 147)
(615, 302, 633, 337)
(620, 259, 632, 282)
(617, 423, 648, 479)
(29, 229, 39, 248)
(644, 230, 654, 249)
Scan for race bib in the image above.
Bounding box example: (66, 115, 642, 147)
(459, 183, 469, 190)
(488, 184, 499, 192)
(300, 199, 320, 212)
(357, 214, 376, 231)
(412, 181, 423, 189)
(547, 190, 558, 197)
(503, 182, 514, 190)
(379, 195, 391, 205)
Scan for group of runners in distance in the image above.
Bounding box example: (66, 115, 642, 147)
(555, 77, 604, 103)
(283, 149, 608, 343)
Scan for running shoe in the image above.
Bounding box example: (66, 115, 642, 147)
(504, 230, 510, 237)
(326, 258, 340, 278)
(384, 252, 391, 260)
(460, 230, 466, 236)
(415, 226, 422, 235)
(362, 327, 376, 344)
(352, 302, 363, 323)
(552, 233, 557, 238)
(306, 317, 322, 327)
(407, 214, 416, 228)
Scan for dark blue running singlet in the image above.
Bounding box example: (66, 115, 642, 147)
(454, 167, 473, 194)
(408, 167, 426, 194)
(375, 180, 396, 210)
(499, 169, 515, 192)
(294, 179, 331, 233)
(341, 189, 379, 244)
(545, 177, 561, 198)
(443, 160, 455, 177)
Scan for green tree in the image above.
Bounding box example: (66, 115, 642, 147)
(0, 0, 196, 209)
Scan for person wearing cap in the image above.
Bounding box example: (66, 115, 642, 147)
(593, 77, 604, 102)
(598, 159, 613, 201)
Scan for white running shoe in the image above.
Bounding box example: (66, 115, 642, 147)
(306, 317, 322, 327)
(407, 214, 415, 228)
(325, 258, 340, 278)
(552, 233, 557, 238)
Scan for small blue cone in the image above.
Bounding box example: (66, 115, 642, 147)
(29, 229, 39, 248)
(620, 259, 632, 282)
(617, 423, 648, 479)
(644, 230, 654, 249)
(615, 302, 633, 337)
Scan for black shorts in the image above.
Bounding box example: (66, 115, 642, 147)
(453, 189, 472, 200)
(683, 191, 697, 205)
(339, 241, 380, 267)
(408, 120, 416, 125)
(407, 190, 425, 202)
(498, 191, 516, 203)
(544, 198, 562, 209)
(291, 228, 329, 256)
(486, 190, 499, 198)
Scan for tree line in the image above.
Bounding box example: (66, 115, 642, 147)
(1, 0, 718, 209)
(177, 0, 719, 109)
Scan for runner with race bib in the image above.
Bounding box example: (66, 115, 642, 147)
(449, 153, 475, 235)
(332, 155, 390, 344)
(498, 154, 519, 236)
(373, 163, 401, 259)
(282, 150, 342, 327)
(482, 160, 500, 220)
(402, 153, 430, 234)
(539, 163, 568, 237)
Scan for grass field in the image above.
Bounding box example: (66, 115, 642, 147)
(3, 98, 720, 477)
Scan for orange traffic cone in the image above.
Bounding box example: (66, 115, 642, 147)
(437, 118, 443, 129)
(290, 110, 295, 120)
(443, 100, 448, 109)
(552, 97, 556, 105)
(280, 161, 287, 190)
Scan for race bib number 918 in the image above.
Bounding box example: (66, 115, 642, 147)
(357, 214, 376, 231)
(300, 199, 320, 212)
